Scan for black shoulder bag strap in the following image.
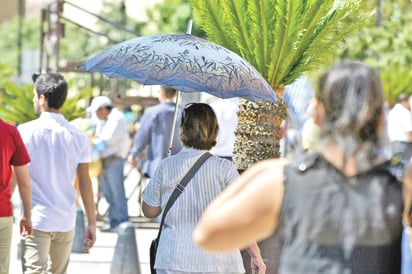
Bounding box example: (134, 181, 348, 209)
(155, 152, 211, 242)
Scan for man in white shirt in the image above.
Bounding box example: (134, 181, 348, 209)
(88, 96, 129, 232)
(18, 73, 96, 273)
(387, 93, 412, 162)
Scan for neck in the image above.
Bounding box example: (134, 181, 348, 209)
(42, 107, 60, 114)
(321, 143, 358, 176)
(321, 142, 384, 176)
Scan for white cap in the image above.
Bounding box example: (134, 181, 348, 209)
(87, 96, 112, 113)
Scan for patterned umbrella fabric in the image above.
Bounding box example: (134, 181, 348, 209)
(79, 33, 277, 103)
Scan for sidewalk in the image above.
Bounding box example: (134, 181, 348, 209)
(10, 218, 159, 274)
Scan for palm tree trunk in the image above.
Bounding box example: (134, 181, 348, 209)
(234, 88, 287, 274)
(233, 93, 287, 170)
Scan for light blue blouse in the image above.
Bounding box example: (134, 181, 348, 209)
(143, 147, 245, 273)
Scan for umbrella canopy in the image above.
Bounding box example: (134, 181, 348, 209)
(79, 33, 277, 103)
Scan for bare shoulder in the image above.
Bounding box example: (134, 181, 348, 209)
(246, 158, 290, 175)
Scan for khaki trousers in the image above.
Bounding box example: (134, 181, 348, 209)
(0, 217, 13, 274)
(23, 229, 74, 274)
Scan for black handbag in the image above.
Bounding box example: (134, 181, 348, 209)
(149, 152, 211, 274)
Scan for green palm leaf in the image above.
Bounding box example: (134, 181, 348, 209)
(381, 68, 412, 106)
(191, 0, 368, 90)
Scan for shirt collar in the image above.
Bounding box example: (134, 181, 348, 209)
(39, 112, 67, 122)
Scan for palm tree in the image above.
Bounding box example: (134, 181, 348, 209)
(190, 1, 368, 273)
(190, 0, 368, 169)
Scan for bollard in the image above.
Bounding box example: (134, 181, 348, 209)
(111, 221, 141, 274)
(71, 207, 86, 253)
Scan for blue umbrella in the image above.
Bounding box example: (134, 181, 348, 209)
(78, 33, 277, 104)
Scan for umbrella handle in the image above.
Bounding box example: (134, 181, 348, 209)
(186, 19, 193, 34)
(168, 91, 181, 157)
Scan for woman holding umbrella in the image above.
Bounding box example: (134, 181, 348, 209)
(142, 103, 266, 274)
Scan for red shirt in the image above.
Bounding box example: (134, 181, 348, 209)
(0, 120, 30, 217)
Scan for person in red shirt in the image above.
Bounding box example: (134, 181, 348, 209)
(0, 119, 32, 274)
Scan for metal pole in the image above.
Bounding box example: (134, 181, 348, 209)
(376, 0, 382, 27)
(167, 19, 193, 156)
(167, 91, 181, 156)
(17, 0, 25, 77)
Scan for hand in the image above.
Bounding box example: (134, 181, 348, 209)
(128, 155, 139, 167)
(83, 224, 96, 253)
(250, 255, 266, 274)
(20, 216, 32, 240)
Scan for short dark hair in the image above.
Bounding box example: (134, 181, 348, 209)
(161, 86, 177, 99)
(33, 73, 68, 109)
(180, 103, 218, 150)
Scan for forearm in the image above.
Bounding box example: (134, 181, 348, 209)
(246, 242, 262, 258)
(78, 179, 96, 226)
(14, 165, 32, 218)
(77, 163, 96, 226)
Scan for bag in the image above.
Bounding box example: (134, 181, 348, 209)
(150, 238, 158, 274)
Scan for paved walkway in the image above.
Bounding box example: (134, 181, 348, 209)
(10, 218, 158, 274)
(9, 163, 159, 274)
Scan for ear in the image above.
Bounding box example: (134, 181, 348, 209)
(38, 94, 47, 107)
(313, 99, 324, 126)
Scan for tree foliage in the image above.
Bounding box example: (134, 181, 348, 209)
(0, 64, 93, 124)
(191, 0, 368, 90)
(337, 0, 412, 104)
(142, 0, 205, 36)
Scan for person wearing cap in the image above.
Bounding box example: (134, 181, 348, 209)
(387, 93, 412, 162)
(88, 96, 129, 232)
(18, 73, 96, 273)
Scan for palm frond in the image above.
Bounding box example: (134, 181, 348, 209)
(220, 0, 257, 63)
(190, 0, 233, 51)
(381, 69, 412, 106)
(246, 0, 276, 73)
(191, 0, 368, 90)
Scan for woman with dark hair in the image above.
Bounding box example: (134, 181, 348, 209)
(142, 103, 266, 274)
(194, 61, 412, 274)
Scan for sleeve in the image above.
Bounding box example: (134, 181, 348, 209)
(99, 115, 128, 146)
(222, 159, 240, 187)
(129, 109, 155, 157)
(142, 160, 163, 207)
(401, 111, 412, 133)
(11, 126, 30, 166)
(79, 132, 91, 163)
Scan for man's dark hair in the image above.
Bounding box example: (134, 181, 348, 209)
(161, 86, 177, 99)
(33, 73, 68, 109)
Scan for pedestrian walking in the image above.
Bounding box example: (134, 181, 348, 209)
(18, 73, 96, 273)
(0, 119, 32, 274)
(128, 86, 182, 179)
(387, 93, 412, 162)
(88, 96, 130, 232)
(143, 103, 266, 274)
(195, 61, 412, 274)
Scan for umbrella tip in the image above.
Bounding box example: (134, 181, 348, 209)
(186, 19, 193, 34)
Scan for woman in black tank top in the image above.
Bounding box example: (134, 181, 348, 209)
(194, 61, 412, 274)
